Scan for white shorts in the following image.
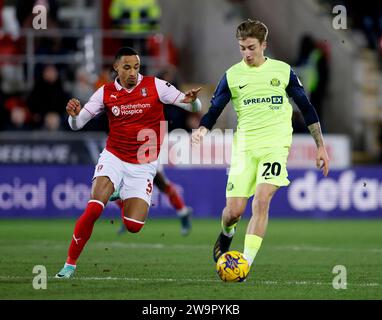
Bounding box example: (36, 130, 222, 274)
(93, 149, 158, 205)
(157, 162, 164, 174)
(156, 149, 165, 173)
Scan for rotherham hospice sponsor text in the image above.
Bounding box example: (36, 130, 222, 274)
(111, 103, 151, 116)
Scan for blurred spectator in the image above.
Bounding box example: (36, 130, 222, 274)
(42, 111, 62, 131)
(2, 1, 20, 38)
(94, 64, 115, 89)
(5, 106, 32, 131)
(0, 89, 6, 130)
(0, 4, 23, 94)
(294, 34, 330, 122)
(26, 64, 69, 128)
(33, 31, 72, 82)
(34, 36, 69, 80)
(73, 67, 95, 105)
(3, 96, 32, 131)
(0, 33, 24, 94)
(146, 33, 179, 69)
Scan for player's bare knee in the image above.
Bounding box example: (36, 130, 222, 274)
(123, 217, 145, 233)
(225, 206, 244, 220)
(91, 176, 114, 204)
(253, 198, 270, 214)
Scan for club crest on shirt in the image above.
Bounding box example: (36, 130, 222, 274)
(227, 182, 234, 191)
(141, 88, 148, 97)
(111, 106, 120, 116)
(270, 78, 281, 87)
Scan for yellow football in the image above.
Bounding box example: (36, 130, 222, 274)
(216, 251, 249, 282)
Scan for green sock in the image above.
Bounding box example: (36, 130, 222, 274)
(221, 220, 237, 238)
(243, 234, 263, 266)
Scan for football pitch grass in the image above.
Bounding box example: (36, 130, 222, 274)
(0, 218, 381, 300)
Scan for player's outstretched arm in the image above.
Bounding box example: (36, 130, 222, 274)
(308, 122, 330, 177)
(154, 78, 202, 112)
(179, 87, 202, 112)
(67, 86, 105, 131)
(66, 97, 93, 131)
(180, 87, 202, 104)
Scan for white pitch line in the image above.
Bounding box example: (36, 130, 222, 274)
(12, 241, 210, 251)
(270, 245, 382, 253)
(0, 276, 379, 288)
(5, 241, 382, 253)
(0, 275, 219, 283)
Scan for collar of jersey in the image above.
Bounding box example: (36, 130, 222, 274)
(241, 57, 269, 70)
(114, 74, 143, 92)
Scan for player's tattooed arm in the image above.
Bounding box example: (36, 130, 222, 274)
(308, 122, 330, 177)
(308, 122, 325, 148)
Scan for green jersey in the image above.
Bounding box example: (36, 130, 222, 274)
(200, 57, 319, 197)
(226, 58, 293, 150)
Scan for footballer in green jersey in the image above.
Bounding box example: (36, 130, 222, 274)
(192, 19, 330, 273)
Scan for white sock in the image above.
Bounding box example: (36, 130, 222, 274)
(243, 250, 259, 266)
(177, 207, 189, 217)
(221, 220, 237, 238)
